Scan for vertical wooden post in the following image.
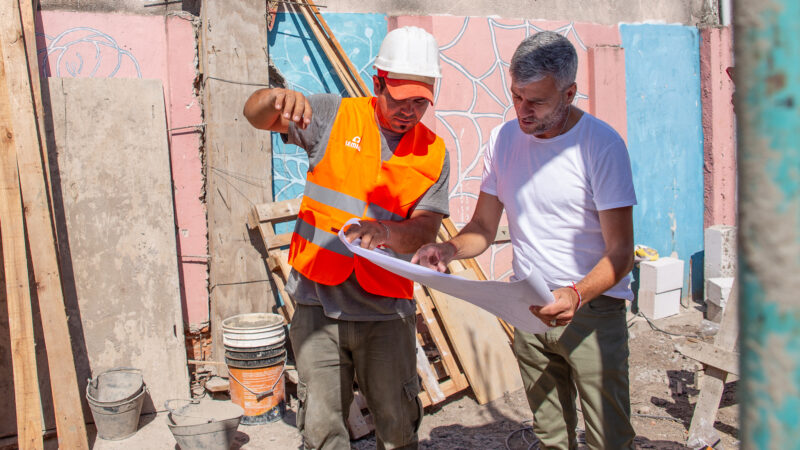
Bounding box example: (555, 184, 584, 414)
(0, 36, 43, 450)
(201, 0, 274, 374)
(0, 1, 89, 447)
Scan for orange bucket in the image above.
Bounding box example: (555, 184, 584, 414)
(227, 351, 286, 424)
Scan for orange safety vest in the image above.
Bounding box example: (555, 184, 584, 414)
(288, 97, 446, 299)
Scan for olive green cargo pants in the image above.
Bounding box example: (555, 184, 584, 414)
(290, 304, 422, 450)
(513, 296, 636, 450)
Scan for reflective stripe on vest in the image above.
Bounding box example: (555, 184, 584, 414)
(288, 96, 445, 299)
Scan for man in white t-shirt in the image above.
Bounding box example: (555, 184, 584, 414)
(412, 31, 637, 449)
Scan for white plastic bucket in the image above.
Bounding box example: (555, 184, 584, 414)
(222, 313, 286, 349)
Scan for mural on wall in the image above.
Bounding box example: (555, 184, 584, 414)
(269, 14, 705, 292)
(268, 12, 387, 217)
(37, 27, 142, 78)
(270, 13, 629, 281)
(400, 16, 623, 280)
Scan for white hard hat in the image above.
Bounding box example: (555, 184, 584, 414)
(374, 26, 442, 80)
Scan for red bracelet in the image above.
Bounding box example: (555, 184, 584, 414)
(568, 282, 582, 310)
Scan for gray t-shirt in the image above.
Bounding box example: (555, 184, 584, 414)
(282, 94, 450, 321)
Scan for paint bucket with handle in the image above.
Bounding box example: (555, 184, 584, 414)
(222, 313, 287, 424)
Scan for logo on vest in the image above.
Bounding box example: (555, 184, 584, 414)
(345, 135, 362, 151)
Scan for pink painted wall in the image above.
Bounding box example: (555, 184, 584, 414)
(35, 12, 208, 326)
(393, 16, 626, 280)
(700, 26, 736, 227)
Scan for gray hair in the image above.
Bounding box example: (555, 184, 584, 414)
(510, 31, 578, 90)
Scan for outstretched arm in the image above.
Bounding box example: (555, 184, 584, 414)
(243, 88, 312, 133)
(411, 191, 504, 272)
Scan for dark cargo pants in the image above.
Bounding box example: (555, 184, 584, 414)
(513, 296, 636, 450)
(289, 304, 422, 450)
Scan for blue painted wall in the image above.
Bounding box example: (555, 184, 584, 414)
(268, 12, 386, 223)
(621, 24, 704, 299)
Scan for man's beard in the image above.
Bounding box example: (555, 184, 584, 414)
(524, 98, 569, 135)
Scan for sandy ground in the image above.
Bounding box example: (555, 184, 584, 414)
(47, 305, 738, 450)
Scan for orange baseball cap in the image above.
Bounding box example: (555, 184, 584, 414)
(378, 69, 435, 104)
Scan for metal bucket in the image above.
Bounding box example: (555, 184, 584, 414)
(166, 399, 243, 450)
(86, 368, 146, 441)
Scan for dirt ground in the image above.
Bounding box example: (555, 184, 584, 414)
(57, 304, 739, 450)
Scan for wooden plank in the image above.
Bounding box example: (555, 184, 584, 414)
(1, 3, 89, 446)
(676, 339, 739, 376)
(440, 218, 515, 341)
(46, 78, 190, 415)
(347, 391, 372, 439)
(17, 0, 53, 225)
(201, 0, 274, 375)
(427, 268, 522, 405)
(687, 284, 739, 444)
(414, 287, 468, 390)
(304, 0, 370, 96)
(266, 254, 295, 321)
(416, 338, 445, 404)
(0, 38, 43, 449)
(290, 2, 359, 97)
(253, 198, 302, 224)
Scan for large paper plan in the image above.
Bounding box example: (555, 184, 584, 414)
(338, 219, 555, 334)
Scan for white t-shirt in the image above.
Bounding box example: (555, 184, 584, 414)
(481, 113, 637, 300)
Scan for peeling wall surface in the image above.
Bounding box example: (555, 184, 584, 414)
(621, 24, 704, 296)
(34, 11, 208, 325)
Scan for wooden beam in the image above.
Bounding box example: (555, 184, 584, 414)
(1, 2, 88, 447)
(427, 269, 523, 405)
(0, 35, 43, 450)
(201, 0, 274, 376)
(441, 218, 515, 341)
(676, 339, 739, 377)
(252, 198, 302, 225)
(687, 284, 739, 444)
(303, 0, 370, 96)
(414, 287, 468, 390)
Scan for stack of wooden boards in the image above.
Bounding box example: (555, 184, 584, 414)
(0, 0, 88, 448)
(249, 199, 522, 439)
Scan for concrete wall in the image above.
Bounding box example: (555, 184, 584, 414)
(311, 0, 716, 26)
(35, 11, 208, 326)
(40, 0, 200, 16)
(621, 24, 705, 298)
(701, 26, 736, 227)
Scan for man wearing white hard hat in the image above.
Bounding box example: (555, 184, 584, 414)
(244, 26, 448, 449)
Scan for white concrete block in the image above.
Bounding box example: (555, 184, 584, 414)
(706, 277, 734, 307)
(638, 257, 685, 293)
(706, 302, 724, 323)
(638, 288, 682, 320)
(704, 225, 737, 279)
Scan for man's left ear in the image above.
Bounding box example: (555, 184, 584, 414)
(565, 82, 577, 102)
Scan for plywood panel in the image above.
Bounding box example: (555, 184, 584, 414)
(427, 269, 522, 405)
(200, 0, 273, 373)
(46, 77, 189, 414)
